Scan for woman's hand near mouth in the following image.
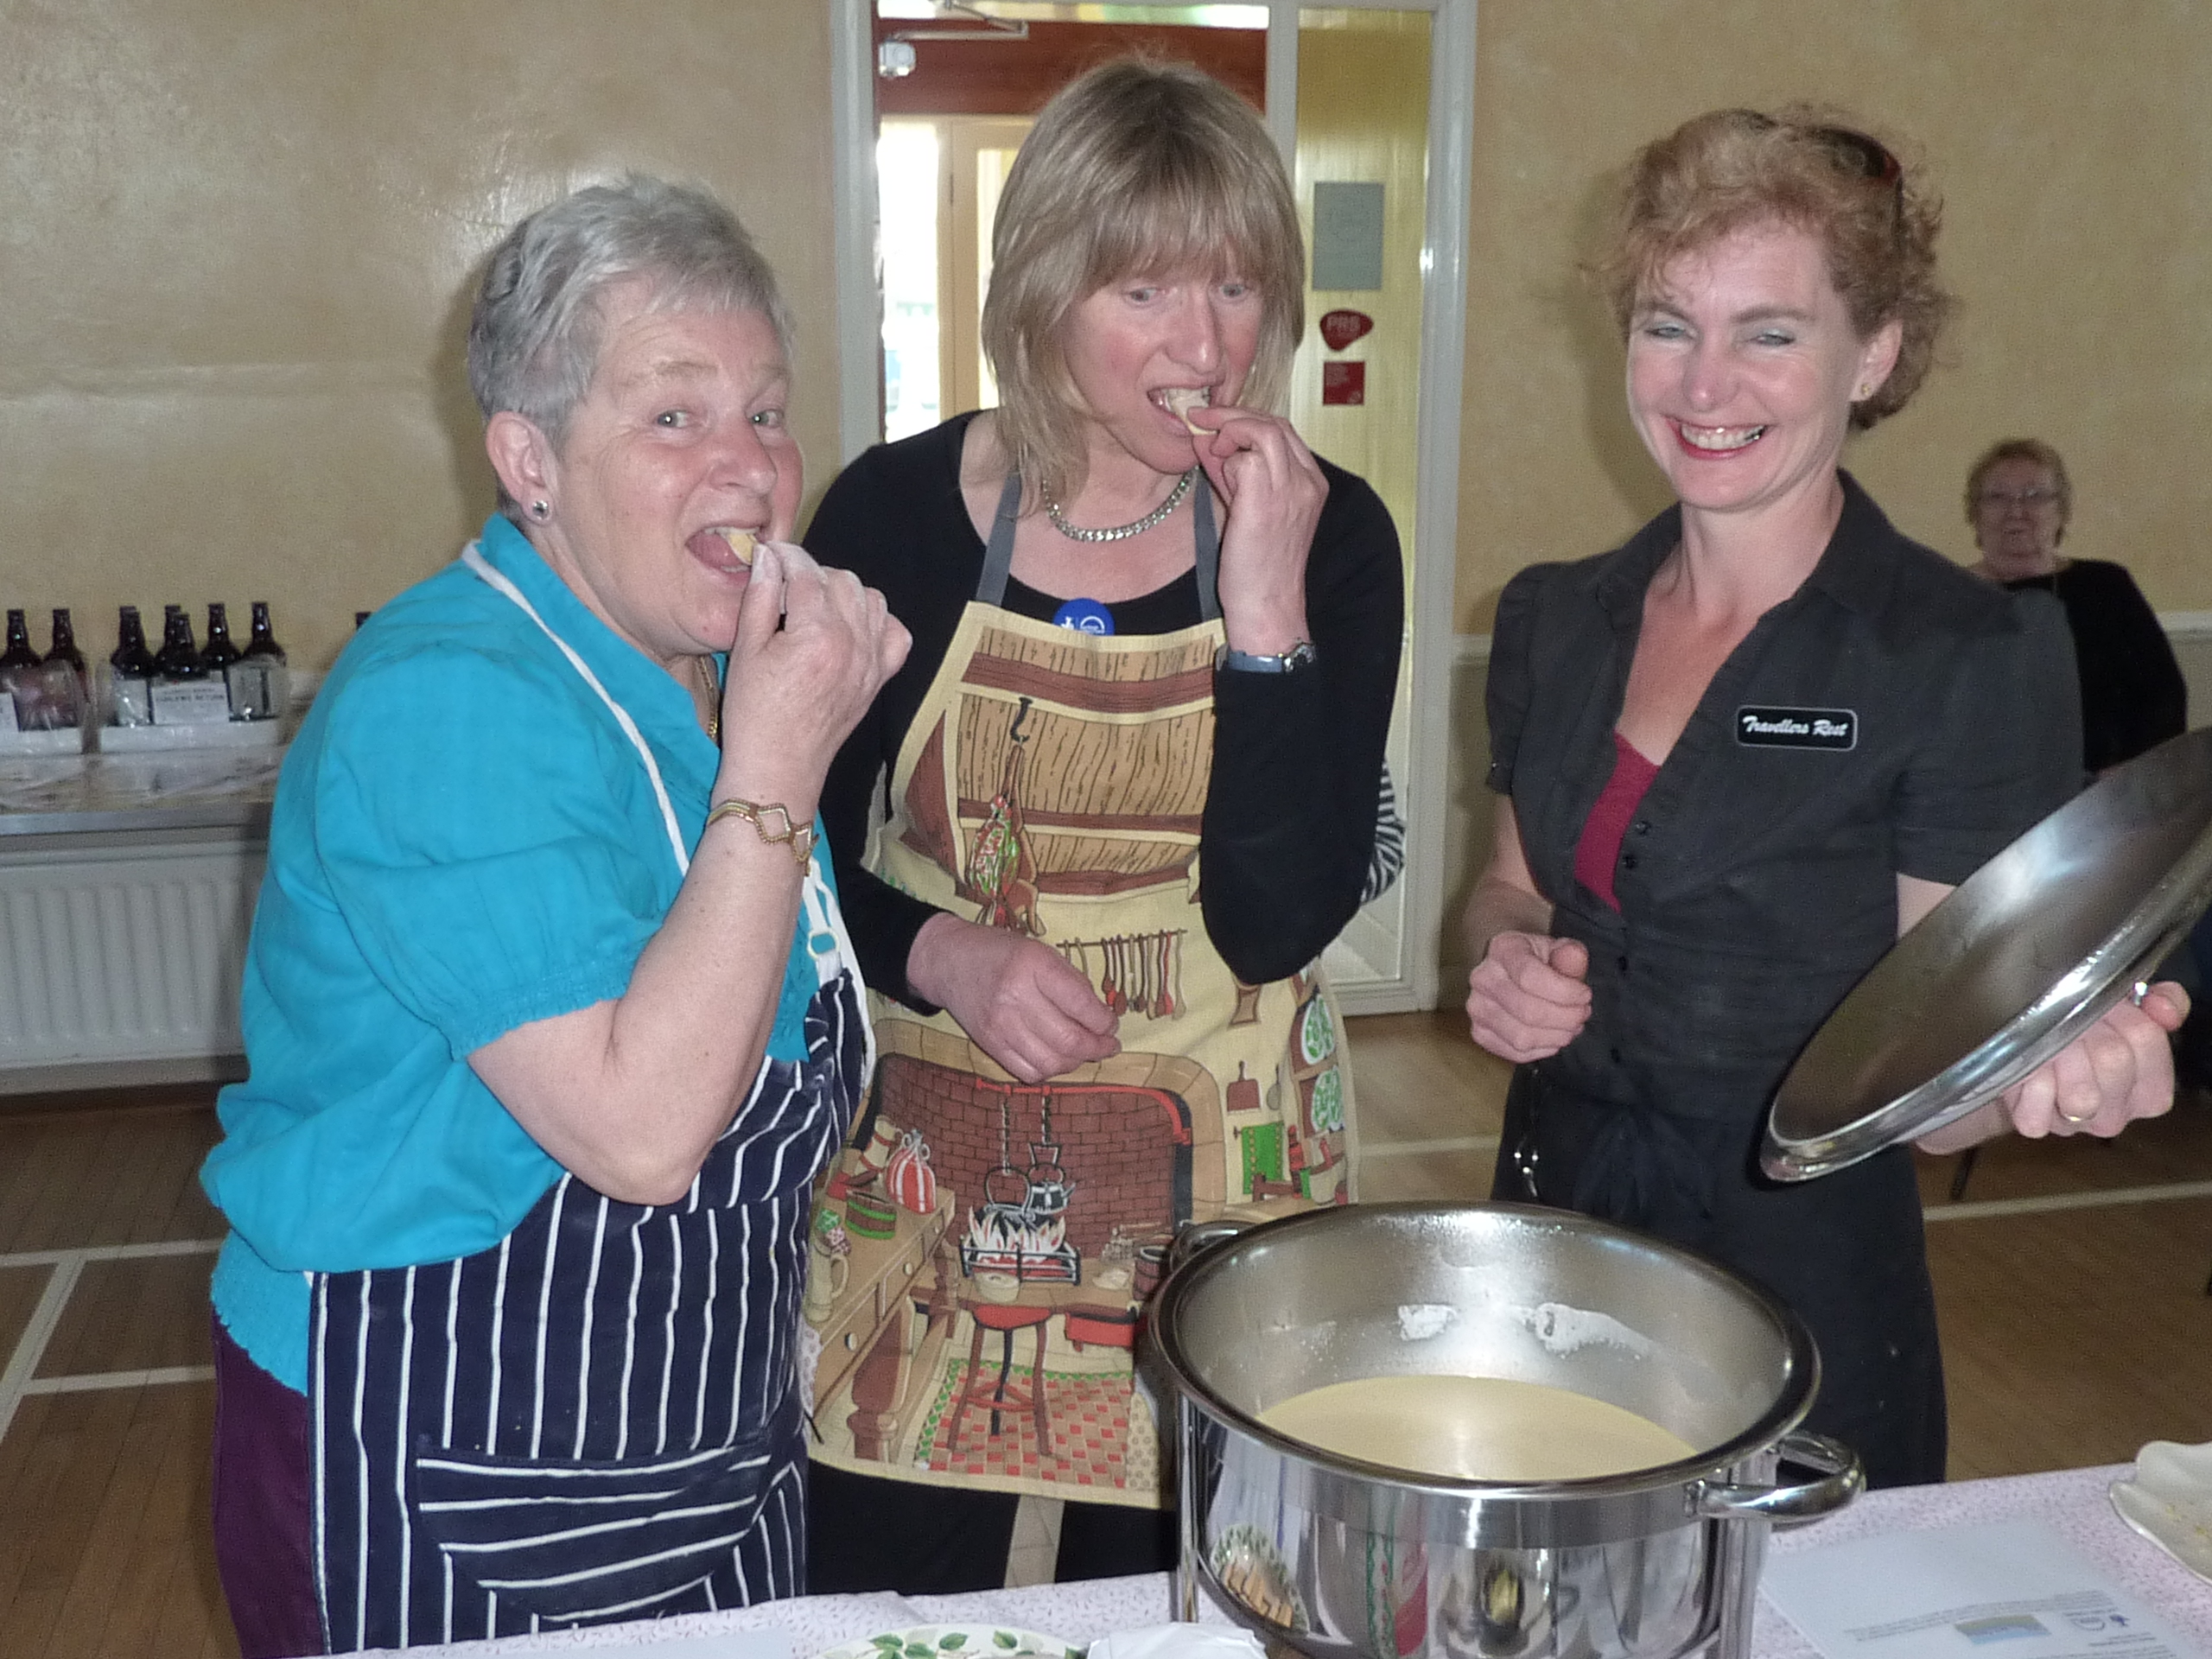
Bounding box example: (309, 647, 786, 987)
(1189, 403, 1326, 655)
(716, 540, 909, 808)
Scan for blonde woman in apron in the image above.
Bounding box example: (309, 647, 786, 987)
(200, 180, 906, 1652)
(805, 60, 1403, 1592)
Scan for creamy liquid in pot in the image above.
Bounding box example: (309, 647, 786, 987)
(1258, 1375, 1694, 1480)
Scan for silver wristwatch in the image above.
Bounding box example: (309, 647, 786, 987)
(1217, 639, 1317, 674)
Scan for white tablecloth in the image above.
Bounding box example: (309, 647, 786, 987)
(374, 1463, 2212, 1656)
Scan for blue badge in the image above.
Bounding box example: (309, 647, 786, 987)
(1052, 598, 1115, 635)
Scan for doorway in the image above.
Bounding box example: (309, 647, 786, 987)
(877, 113, 1030, 441)
(830, 0, 1474, 1014)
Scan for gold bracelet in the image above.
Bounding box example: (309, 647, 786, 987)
(703, 798, 817, 868)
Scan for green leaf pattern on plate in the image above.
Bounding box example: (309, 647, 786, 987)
(831, 1627, 1075, 1659)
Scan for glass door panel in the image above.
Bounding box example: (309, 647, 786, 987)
(942, 118, 1033, 420)
(1293, 7, 1432, 1001)
(879, 120, 943, 442)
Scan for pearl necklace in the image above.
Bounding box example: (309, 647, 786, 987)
(1045, 468, 1198, 543)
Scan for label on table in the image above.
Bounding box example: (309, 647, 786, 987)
(224, 659, 289, 721)
(111, 678, 153, 726)
(1764, 1518, 2197, 1659)
(149, 679, 234, 725)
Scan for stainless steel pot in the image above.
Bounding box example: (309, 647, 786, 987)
(1154, 1203, 1861, 1659)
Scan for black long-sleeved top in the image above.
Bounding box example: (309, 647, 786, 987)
(805, 413, 1404, 1008)
(2002, 558, 2186, 772)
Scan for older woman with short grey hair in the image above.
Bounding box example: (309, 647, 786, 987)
(200, 175, 906, 1654)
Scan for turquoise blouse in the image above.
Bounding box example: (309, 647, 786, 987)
(202, 515, 836, 1391)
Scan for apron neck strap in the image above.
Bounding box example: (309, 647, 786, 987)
(976, 471, 1024, 607)
(976, 470, 1222, 623)
(1193, 480, 1221, 622)
(462, 542, 690, 878)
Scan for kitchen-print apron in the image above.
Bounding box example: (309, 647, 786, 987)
(806, 477, 1357, 1509)
(309, 545, 871, 1649)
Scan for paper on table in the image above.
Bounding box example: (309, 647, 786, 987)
(1090, 1625, 1265, 1659)
(1764, 1519, 2202, 1659)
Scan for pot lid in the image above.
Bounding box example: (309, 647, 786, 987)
(1762, 728, 2212, 1182)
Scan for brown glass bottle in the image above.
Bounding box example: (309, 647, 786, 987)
(1, 610, 36, 671)
(226, 601, 290, 721)
(110, 607, 158, 726)
(44, 609, 86, 675)
(0, 611, 34, 730)
(201, 603, 241, 674)
(33, 609, 87, 729)
(1, 609, 75, 732)
(156, 606, 207, 679)
(243, 601, 284, 660)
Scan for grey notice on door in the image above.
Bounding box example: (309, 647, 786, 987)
(1737, 707, 1857, 749)
(1312, 181, 1385, 291)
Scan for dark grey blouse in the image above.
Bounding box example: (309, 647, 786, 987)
(1486, 474, 2082, 1125)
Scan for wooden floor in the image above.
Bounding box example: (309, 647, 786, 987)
(8, 1014, 2212, 1652)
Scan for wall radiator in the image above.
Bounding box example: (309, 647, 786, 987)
(0, 837, 261, 1086)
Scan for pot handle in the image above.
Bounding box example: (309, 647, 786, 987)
(1694, 1431, 1864, 1522)
(1167, 1217, 1249, 1275)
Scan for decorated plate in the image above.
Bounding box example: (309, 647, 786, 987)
(2109, 1439, 2212, 1582)
(815, 1625, 1082, 1659)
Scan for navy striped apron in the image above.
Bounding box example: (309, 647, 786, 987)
(310, 546, 871, 1649)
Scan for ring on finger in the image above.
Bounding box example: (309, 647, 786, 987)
(2056, 1103, 2095, 1125)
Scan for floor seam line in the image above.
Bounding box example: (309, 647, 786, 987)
(22, 1365, 217, 1395)
(1358, 1135, 1500, 1157)
(0, 1252, 84, 1445)
(1926, 1177, 2212, 1222)
(0, 1237, 223, 1268)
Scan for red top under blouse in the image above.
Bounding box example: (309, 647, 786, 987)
(1573, 732, 1660, 911)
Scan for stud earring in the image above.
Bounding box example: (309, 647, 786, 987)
(530, 500, 550, 519)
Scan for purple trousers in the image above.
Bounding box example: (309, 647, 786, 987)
(211, 1314, 323, 1657)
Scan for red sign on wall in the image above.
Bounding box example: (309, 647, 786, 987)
(1319, 308, 1374, 351)
(1321, 360, 1366, 406)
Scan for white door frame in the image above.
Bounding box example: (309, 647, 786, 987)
(828, 0, 1477, 1014)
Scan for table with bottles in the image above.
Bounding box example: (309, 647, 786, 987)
(0, 599, 293, 761)
(0, 601, 297, 1083)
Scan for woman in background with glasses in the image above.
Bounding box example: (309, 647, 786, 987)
(1967, 436, 2185, 777)
(1463, 108, 2185, 1487)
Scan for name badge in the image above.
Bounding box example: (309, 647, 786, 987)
(1736, 706, 1857, 750)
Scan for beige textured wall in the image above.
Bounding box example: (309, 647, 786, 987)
(1456, 0, 2212, 630)
(0, 0, 836, 670)
(5, 2, 2198, 995)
